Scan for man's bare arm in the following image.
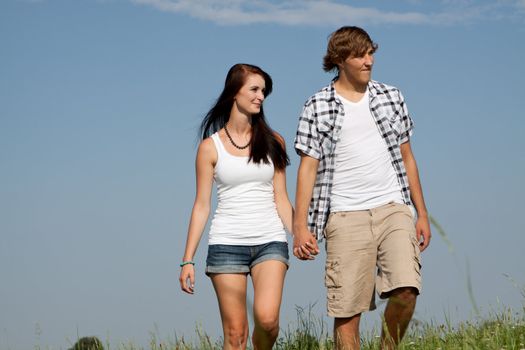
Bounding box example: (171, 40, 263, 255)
(293, 154, 321, 260)
(400, 141, 431, 252)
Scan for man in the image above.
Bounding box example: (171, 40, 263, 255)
(293, 26, 431, 349)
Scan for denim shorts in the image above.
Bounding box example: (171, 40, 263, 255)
(205, 241, 289, 275)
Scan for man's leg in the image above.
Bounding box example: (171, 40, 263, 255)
(325, 211, 377, 350)
(334, 314, 361, 350)
(381, 287, 417, 349)
(374, 203, 422, 349)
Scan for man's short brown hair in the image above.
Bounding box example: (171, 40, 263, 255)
(323, 26, 378, 72)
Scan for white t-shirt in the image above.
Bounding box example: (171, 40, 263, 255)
(207, 133, 287, 245)
(330, 89, 404, 212)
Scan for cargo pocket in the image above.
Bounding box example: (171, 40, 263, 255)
(325, 258, 343, 304)
(411, 236, 422, 277)
(325, 258, 341, 288)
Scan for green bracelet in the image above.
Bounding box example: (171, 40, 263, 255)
(180, 261, 195, 267)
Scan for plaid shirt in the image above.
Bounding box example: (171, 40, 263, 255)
(294, 79, 414, 240)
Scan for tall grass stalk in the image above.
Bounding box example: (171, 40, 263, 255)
(429, 215, 453, 253)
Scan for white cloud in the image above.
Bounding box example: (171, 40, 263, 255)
(131, 0, 524, 26)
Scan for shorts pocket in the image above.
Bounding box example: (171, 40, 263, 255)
(411, 236, 422, 275)
(324, 212, 336, 239)
(325, 258, 342, 288)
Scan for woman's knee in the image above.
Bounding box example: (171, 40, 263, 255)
(224, 324, 249, 346)
(255, 314, 279, 334)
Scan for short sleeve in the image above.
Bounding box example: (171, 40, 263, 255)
(294, 103, 321, 159)
(398, 90, 414, 144)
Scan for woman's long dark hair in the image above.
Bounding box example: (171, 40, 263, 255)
(200, 63, 289, 170)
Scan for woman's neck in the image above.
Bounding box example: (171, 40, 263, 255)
(227, 111, 252, 136)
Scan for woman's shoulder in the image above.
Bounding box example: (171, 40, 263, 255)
(197, 136, 219, 163)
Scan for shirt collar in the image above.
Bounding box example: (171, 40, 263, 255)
(326, 77, 338, 102)
(327, 77, 379, 102)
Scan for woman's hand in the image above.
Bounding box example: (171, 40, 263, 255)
(179, 264, 195, 294)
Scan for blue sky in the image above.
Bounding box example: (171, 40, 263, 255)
(1, 0, 525, 348)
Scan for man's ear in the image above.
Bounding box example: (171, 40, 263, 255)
(335, 59, 343, 71)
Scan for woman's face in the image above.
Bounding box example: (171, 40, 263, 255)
(234, 73, 266, 116)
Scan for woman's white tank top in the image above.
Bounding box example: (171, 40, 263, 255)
(208, 132, 287, 245)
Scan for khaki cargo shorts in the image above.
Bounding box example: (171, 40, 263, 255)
(324, 202, 421, 318)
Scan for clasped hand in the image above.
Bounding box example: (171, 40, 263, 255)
(292, 229, 320, 260)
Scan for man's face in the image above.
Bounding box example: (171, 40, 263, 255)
(338, 47, 374, 86)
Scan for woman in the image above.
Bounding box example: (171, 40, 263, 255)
(179, 63, 293, 350)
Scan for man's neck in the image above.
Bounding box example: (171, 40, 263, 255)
(334, 78, 369, 103)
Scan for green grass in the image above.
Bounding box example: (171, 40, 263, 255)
(53, 218, 525, 349)
(97, 302, 524, 350)
(148, 216, 525, 350)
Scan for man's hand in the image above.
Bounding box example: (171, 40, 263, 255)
(293, 227, 320, 260)
(415, 215, 431, 252)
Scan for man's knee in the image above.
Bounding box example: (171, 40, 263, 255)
(389, 287, 418, 306)
(334, 314, 361, 331)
